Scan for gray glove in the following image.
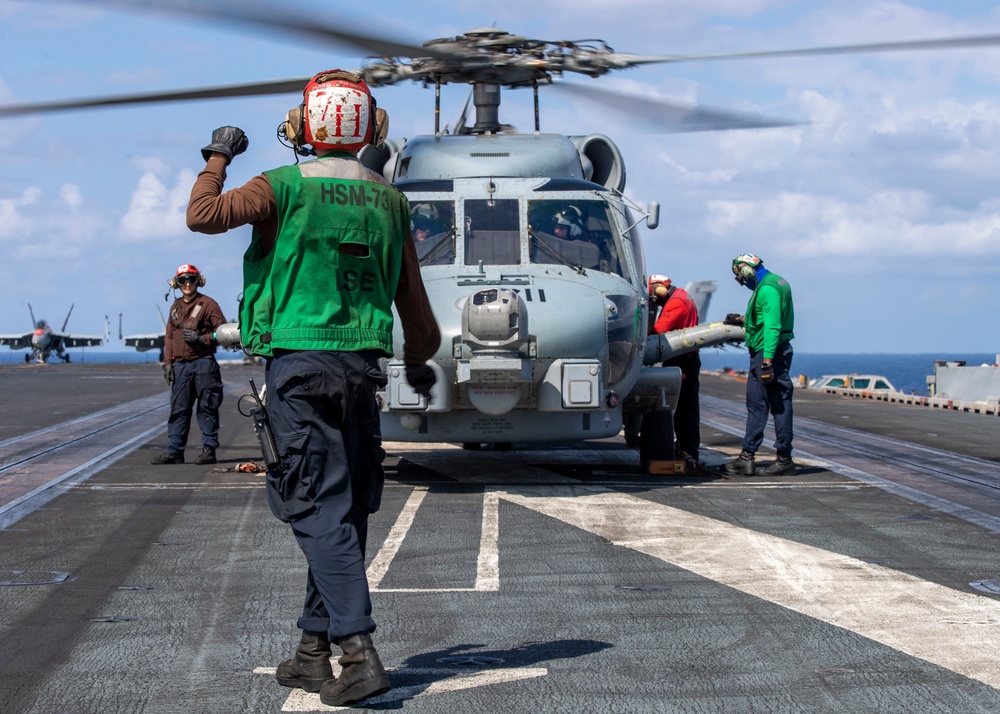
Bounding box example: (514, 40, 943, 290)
(724, 313, 744, 326)
(163, 363, 175, 386)
(405, 363, 436, 399)
(201, 126, 249, 163)
(183, 329, 201, 345)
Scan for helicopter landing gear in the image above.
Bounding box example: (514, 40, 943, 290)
(638, 409, 674, 473)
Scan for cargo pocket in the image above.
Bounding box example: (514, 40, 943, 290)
(264, 431, 316, 523)
(359, 395, 386, 514)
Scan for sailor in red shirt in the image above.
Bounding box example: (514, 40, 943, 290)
(648, 275, 703, 463)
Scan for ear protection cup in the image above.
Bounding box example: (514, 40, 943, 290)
(282, 104, 306, 149)
(373, 106, 389, 149)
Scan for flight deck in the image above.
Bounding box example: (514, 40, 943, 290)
(1, 362, 999, 713)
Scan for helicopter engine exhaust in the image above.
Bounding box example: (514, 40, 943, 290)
(457, 288, 531, 416)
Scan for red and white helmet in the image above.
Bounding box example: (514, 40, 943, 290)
(302, 70, 375, 153)
(176, 264, 200, 277)
(648, 274, 670, 294)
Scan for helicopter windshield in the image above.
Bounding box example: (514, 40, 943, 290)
(528, 199, 624, 277)
(463, 199, 520, 266)
(410, 200, 456, 266)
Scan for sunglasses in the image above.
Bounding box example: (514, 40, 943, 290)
(176, 275, 199, 285)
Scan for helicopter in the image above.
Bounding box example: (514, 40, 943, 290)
(3, 2, 999, 465)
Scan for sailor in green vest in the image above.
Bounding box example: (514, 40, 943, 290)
(186, 69, 441, 707)
(721, 253, 796, 477)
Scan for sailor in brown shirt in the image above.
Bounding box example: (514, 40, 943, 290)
(150, 263, 227, 466)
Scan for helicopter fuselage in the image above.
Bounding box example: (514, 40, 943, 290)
(378, 166, 677, 444)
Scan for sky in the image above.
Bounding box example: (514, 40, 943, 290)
(2, 0, 1000, 356)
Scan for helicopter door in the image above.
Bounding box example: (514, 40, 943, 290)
(463, 199, 520, 265)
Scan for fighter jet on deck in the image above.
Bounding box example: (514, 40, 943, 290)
(0, 304, 103, 364)
(119, 310, 166, 363)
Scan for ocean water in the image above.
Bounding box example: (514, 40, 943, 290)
(698, 349, 1000, 396)
(4, 347, 998, 398)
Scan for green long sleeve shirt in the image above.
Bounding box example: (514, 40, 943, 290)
(744, 271, 794, 359)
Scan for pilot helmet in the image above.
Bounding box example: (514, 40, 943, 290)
(731, 253, 763, 287)
(411, 204, 438, 231)
(553, 205, 584, 238)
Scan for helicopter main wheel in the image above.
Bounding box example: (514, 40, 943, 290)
(24, 354, 30, 364)
(462, 442, 483, 451)
(63, 354, 71, 363)
(638, 410, 675, 473)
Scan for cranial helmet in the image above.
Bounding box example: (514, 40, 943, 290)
(732, 253, 763, 286)
(648, 274, 672, 300)
(299, 69, 376, 153)
(553, 205, 584, 238)
(169, 263, 206, 288)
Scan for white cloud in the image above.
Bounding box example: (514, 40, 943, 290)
(119, 168, 197, 240)
(706, 189, 1000, 259)
(0, 187, 42, 240)
(60, 184, 83, 209)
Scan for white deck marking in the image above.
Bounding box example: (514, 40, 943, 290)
(253, 666, 548, 711)
(499, 485, 1000, 689)
(369, 488, 500, 593)
(366, 487, 427, 590)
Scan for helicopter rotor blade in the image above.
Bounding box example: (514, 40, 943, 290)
(611, 33, 1000, 68)
(552, 82, 806, 133)
(66, 0, 453, 60)
(0, 77, 316, 117)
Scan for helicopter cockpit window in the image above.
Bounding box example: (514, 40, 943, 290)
(409, 201, 456, 266)
(463, 199, 520, 266)
(528, 200, 624, 277)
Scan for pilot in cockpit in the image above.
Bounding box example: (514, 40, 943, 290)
(551, 205, 585, 241)
(410, 203, 440, 242)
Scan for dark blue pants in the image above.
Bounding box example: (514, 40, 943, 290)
(167, 356, 223, 455)
(742, 343, 794, 456)
(665, 352, 701, 461)
(264, 350, 386, 641)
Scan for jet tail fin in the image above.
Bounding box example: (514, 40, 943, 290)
(61, 303, 75, 332)
(28, 303, 37, 329)
(684, 280, 717, 322)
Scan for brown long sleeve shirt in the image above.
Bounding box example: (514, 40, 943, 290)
(164, 292, 227, 363)
(186, 155, 441, 364)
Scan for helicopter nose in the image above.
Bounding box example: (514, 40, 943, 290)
(458, 288, 531, 416)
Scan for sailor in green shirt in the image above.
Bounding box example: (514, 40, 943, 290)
(721, 253, 797, 476)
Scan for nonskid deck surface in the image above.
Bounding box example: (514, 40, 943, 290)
(1, 363, 999, 713)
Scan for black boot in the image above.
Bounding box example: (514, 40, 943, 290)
(763, 454, 797, 476)
(721, 450, 756, 476)
(275, 631, 333, 693)
(194, 446, 217, 465)
(150, 451, 183, 465)
(319, 632, 390, 706)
